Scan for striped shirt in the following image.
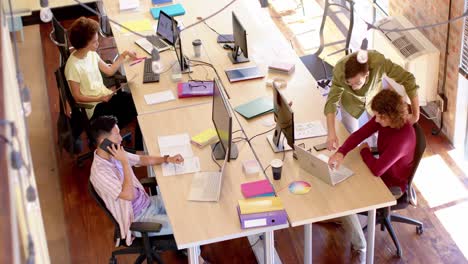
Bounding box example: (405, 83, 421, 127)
(90, 151, 150, 246)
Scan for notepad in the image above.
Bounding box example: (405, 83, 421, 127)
(234, 97, 273, 119)
(238, 197, 284, 215)
(150, 3, 186, 19)
(241, 179, 275, 198)
(191, 129, 218, 148)
(120, 19, 153, 33)
(144, 90, 175, 105)
(158, 133, 201, 176)
(295, 121, 327, 140)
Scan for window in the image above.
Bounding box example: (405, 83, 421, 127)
(373, 0, 389, 16)
(459, 0, 468, 79)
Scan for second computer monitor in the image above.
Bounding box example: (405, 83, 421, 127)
(267, 85, 295, 152)
(212, 78, 238, 161)
(229, 12, 249, 64)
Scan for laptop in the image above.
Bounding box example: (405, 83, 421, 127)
(134, 11, 175, 54)
(295, 145, 354, 186)
(187, 149, 229, 202)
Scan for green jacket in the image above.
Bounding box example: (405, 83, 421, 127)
(323, 50, 419, 118)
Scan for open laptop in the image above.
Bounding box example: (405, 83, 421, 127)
(295, 145, 353, 186)
(134, 11, 175, 54)
(187, 149, 229, 202)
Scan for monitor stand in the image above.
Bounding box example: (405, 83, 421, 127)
(211, 142, 239, 160)
(267, 134, 293, 153)
(228, 49, 249, 64)
(180, 57, 193, 74)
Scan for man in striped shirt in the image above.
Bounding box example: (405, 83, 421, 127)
(89, 115, 183, 246)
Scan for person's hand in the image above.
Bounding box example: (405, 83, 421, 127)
(108, 144, 128, 163)
(100, 94, 113, 102)
(407, 113, 419, 125)
(359, 142, 370, 152)
(168, 154, 184, 164)
(122, 50, 137, 60)
(328, 152, 344, 170)
(326, 132, 339, 151)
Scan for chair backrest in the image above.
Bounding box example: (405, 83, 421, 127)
(88, 181, 123, 244)
(406, 123, 426, 190)
(50, 17, 71, 65)
(315, 0, 355, 57)
(55, 65, 78, 109)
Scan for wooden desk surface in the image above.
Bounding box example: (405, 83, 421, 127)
(102, 0, 220, 115)
(138, 103, 288, 249)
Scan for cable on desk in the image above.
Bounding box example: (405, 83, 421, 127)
(202, 21, 232, 44)
(247, 127, 275, 143)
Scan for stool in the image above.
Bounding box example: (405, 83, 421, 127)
(7, 16, 24, 42)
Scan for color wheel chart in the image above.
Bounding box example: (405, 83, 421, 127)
(288, 181, 311, 195)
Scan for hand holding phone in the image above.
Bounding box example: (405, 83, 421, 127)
(99, 138, 117, 155)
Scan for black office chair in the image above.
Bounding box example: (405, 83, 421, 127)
(88, 179, 178, 264)
(361, 123, 425, 257)
(50, 16, 72, 66)
(300, 0, 355, 83)
(96, 1, 117, 52)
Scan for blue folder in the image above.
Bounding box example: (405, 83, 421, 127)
(150, 3, 186, 19)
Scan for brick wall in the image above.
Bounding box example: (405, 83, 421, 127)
(389, 0, 465, 142)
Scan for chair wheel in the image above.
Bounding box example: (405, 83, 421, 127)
(396, 249, 402, 257)
(109, 256, 117, 264)
(416, 225, 423, 235)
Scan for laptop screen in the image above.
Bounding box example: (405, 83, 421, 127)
(157, 11, 175, 45)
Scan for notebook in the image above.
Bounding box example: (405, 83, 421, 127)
(241, 179, 275, 198)
(152, 0, 172, 4)
(234, 97, 273, 119)
(238, 197, 284, 215)
(119, 0, 139, 11)
(191, 129, 218, 148)
(177, 81, 214, 98)
(150, 4, 186, 19)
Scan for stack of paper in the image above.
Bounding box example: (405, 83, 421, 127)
(157, 133, 200, 176)
(241, 179, 275, 198)
(191, 129, 218, 148)
(295, 121, 327, 140)
(144, 90, 175, 105)
(237, 197, 287, 229)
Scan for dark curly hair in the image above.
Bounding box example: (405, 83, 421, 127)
(371, 89, 408, 129)
(68, 17, 99, 50)
(345, 53, 369, 79)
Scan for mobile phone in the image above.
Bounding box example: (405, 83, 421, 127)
(313, 142, 328, 151)
(99, 138, 117, 155)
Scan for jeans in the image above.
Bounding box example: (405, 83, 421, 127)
(133, 195, 173, 237)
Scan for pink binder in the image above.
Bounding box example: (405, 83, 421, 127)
(237, 206, 287, 229)
(241, 179, 274, 198)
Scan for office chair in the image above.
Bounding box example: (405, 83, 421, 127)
(360, 123, 425, 257)
(50, 16, 72, 66)
(96, 1, 117, 52)
(88, 179, 178, 264)
(300, 0, 355, 83)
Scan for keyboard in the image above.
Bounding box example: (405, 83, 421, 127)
(143, 58, 160, 83)
(188, 171, 222, 202)
(146, 35, 169, 50)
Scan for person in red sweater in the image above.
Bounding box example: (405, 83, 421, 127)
(328, 89, 416, 256)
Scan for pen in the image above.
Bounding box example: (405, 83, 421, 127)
(130, 59, 144, 66)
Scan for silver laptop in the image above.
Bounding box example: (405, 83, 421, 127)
(295, 145, 353, 186)
(134, 11, 175, 54)
(188, 149, 229, 202)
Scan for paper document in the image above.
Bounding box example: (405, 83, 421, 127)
(295, 121, 327, 140)
(144, 91, 175, 105)
(120, 19, 153, 33)
(119, 0, 140, 10)
(158, 133, 200, 176)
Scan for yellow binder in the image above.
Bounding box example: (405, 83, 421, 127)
(238, 197, 284, 215)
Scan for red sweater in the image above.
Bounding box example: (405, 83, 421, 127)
(338, 117, 415, 191)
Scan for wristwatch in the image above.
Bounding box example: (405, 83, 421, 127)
(163, 155, 170, 163)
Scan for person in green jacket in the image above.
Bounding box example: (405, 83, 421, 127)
(324, 50, 420, 150)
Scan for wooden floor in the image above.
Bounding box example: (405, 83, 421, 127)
(34, 15, 468, 264)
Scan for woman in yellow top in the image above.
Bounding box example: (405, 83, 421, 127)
(324, 50, 420, 150)
(64, 17, 142, 149)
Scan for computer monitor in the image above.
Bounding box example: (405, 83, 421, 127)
(211, 77, 238, 161)
(228, 12, 249, 64)
(267, 85, 295, 152)
(173, 19, 191, 73)
(157, 11, 175, 45)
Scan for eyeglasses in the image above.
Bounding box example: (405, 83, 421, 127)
(188, 80, 209, 90)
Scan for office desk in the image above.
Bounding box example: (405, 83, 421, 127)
(138, 103, 288, 264)
(102, 0, 218, 114)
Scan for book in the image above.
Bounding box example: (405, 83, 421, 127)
(152, 0, 172, 4)
(150, 3, 186, 19)
(238, 197, 284, 215)
(237, 206, 288, 229)
(241, 179, 275, 198)
(268, 61, 295, 74)
(191, 128, 218, 148)
(234, 97, 273, 119)
(177, 81, 214, 98)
